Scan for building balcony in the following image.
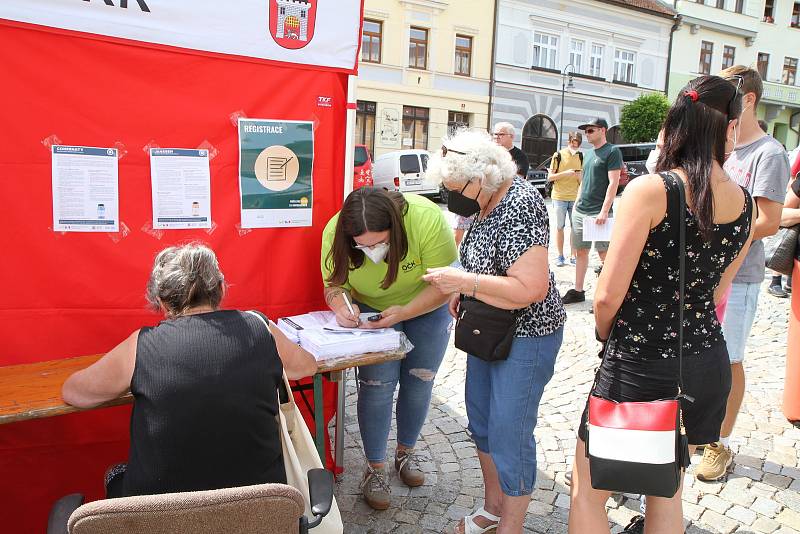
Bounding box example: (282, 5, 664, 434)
(762, 79, 800, 108)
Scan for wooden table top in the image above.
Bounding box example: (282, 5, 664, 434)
(0, 350, 405, 425)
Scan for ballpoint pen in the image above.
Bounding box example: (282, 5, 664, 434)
(341, 291, 360, 327)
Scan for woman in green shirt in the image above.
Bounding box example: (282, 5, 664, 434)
(321, 187, 457, 511)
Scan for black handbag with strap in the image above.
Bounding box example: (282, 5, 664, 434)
(454, 296, 517, 362)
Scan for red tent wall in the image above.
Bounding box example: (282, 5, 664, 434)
(0, 22, 346, 531)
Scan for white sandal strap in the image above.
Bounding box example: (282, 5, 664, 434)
(464, 506, 501, 534)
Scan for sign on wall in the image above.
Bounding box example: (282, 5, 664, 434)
(0, 0, 362, 71)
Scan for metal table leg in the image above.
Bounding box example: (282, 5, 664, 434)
(334, 369, 346, 474)
(313, 373, 325, 462)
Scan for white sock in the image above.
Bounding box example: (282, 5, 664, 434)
(719, 436, 730, 448)
(640, 495, 647, 514)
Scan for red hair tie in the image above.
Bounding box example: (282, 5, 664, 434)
(684, 90, 699, 102)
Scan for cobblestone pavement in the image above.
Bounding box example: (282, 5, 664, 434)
(336, 201, 797, 533)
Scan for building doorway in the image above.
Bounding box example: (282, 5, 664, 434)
(522, 114, 557, 168)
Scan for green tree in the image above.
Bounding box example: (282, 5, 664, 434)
(619, 93, 670, 143)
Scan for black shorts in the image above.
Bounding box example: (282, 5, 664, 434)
(578, 341, 731, 446)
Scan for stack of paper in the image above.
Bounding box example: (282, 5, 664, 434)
(277, 311, 402, 359)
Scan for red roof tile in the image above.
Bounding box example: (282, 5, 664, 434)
(597, 0, 677, 18)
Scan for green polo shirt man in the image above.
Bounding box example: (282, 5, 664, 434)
(562, 117, 623, 304)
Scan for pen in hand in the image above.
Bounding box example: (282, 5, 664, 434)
(341, 292, 361, 327)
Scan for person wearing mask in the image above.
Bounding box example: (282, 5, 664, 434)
(568, 75, 755, 533)
(561, 118, 623, 304)
(548, 132, 584, 266)
(423, 129, 565, 534)
(694, 66, 792, 482)
(321, 187, 457, 510)
(62, 243, 318, 497)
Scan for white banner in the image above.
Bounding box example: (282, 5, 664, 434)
(0, 0, 362, 71)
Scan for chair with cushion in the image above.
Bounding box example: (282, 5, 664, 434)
(47, 468, 335, 534)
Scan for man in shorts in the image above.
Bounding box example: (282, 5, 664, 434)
(562, 118, 622, 304)
(548, 132, 583, 266)
(695, 65, 791, 481)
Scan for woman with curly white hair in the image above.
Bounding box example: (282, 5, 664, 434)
(423, 129, 565, 533)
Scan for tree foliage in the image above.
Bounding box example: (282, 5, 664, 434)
(619, 93, 670, 143)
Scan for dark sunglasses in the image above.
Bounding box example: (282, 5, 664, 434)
(584, 128, 598, 134)
(724, 75, 744, 119)
(441, 145, 468, 157)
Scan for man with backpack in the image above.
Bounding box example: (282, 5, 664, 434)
(547, 131, 583, 266)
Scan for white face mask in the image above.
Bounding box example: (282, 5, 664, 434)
(568, 146, 579, 155)
(362, 242, 390, 264)
(645, 147, 660, 174)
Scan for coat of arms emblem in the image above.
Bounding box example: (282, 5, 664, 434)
(269, 0, 316, 49)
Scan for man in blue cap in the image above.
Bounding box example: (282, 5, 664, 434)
(561, 117, 623, 304)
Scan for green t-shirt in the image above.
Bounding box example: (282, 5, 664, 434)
(575, 143, 623, 215)
(320, 194, 457, 311)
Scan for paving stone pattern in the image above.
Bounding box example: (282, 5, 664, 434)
(334, 202, 798, 533)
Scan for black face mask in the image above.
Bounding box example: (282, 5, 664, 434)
(447, 182, 481, 218)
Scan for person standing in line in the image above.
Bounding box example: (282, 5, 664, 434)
(321, 187, 457, 510)
(695, 65, 791, 482)
(561, 118, 623, 304)
(453, 122, 531, 246)
(568, 75, 755, 533)
(548, 131, 583, 266)
(424, 129, 565, 534)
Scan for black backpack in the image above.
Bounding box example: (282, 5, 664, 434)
(544, 150, 583, 198)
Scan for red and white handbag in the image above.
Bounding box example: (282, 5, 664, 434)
(586, 173, 692, 498)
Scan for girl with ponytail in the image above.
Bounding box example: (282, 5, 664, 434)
(568, 75, 757, 532)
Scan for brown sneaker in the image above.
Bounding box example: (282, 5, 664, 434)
(696, 442, 733, 481)
(394, 449, 425, 487)
(360, 465, 391, 510)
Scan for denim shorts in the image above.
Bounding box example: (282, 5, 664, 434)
(721, 282, 760, 364)
(553, 200, 574, 230)
(465, 327, 563, 496)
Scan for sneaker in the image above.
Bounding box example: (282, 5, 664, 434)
(562, 289, 586, 304)
(556, 255, 566, 267)
(570, 256, 577, 265)
(696, 442, 733, 481)
(594, 263, 603, 275)
(395, 449, 425, 487)
(622, 515, 645, 533)
(768, 284, 789, 298)
(785, 284, 792, 294)
(360, 465, 391, 510)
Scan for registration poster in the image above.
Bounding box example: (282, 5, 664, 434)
(51, 145, 119, 232)
(238, 119, 314, 228)
(150, 148, 212, 230)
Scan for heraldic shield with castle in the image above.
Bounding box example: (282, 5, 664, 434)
(269, 0, 317, 49)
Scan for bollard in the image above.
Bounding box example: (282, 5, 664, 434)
(784, 259, 800, 424)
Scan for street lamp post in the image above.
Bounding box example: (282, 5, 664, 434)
(559, 64, 576, 150)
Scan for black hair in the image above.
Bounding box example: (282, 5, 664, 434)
(656, 75, 742, 240)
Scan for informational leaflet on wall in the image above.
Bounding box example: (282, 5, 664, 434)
(51, 145, 119, 232)
(238, 119, 314, 228)
(149, 148, 212, 230)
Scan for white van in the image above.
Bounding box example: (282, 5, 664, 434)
(372, 149, 441, 199)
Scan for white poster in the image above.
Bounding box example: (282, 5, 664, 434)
(150, 148, 211, 230)
(51, 145, 119, 233)
(0, 0, 361, 71)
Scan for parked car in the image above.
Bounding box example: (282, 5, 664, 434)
(372, 149, 441, 199)
(526, 161, 548, 194)
(353, 144, 373, 190)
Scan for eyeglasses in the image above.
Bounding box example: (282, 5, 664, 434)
(492, 133, 510, 138)
(353, 240, 388, 251)
(724, 74, 744, 118)
(441, 145, 468, 157)
(584, 128, 598, 134)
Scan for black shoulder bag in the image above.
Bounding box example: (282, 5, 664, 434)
(586, 172, 692, 498)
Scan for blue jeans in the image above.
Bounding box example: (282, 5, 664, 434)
(722, 282, 760, 363)
(356, 303, 452, 463)
(465, 327, 563, 496)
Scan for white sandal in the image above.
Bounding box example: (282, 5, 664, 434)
(460, 506, 501, 534)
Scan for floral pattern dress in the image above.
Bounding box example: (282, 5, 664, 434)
(612, 172, 752, 359)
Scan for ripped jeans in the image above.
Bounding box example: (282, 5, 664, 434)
(356, 302, 452, 463)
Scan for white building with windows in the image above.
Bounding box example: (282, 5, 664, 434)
(669, 0, 800, 150)
(491, 0, 676, 168)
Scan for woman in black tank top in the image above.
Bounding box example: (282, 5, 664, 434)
(62, 243, 317, 497)
(567, 77, 757, 532)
